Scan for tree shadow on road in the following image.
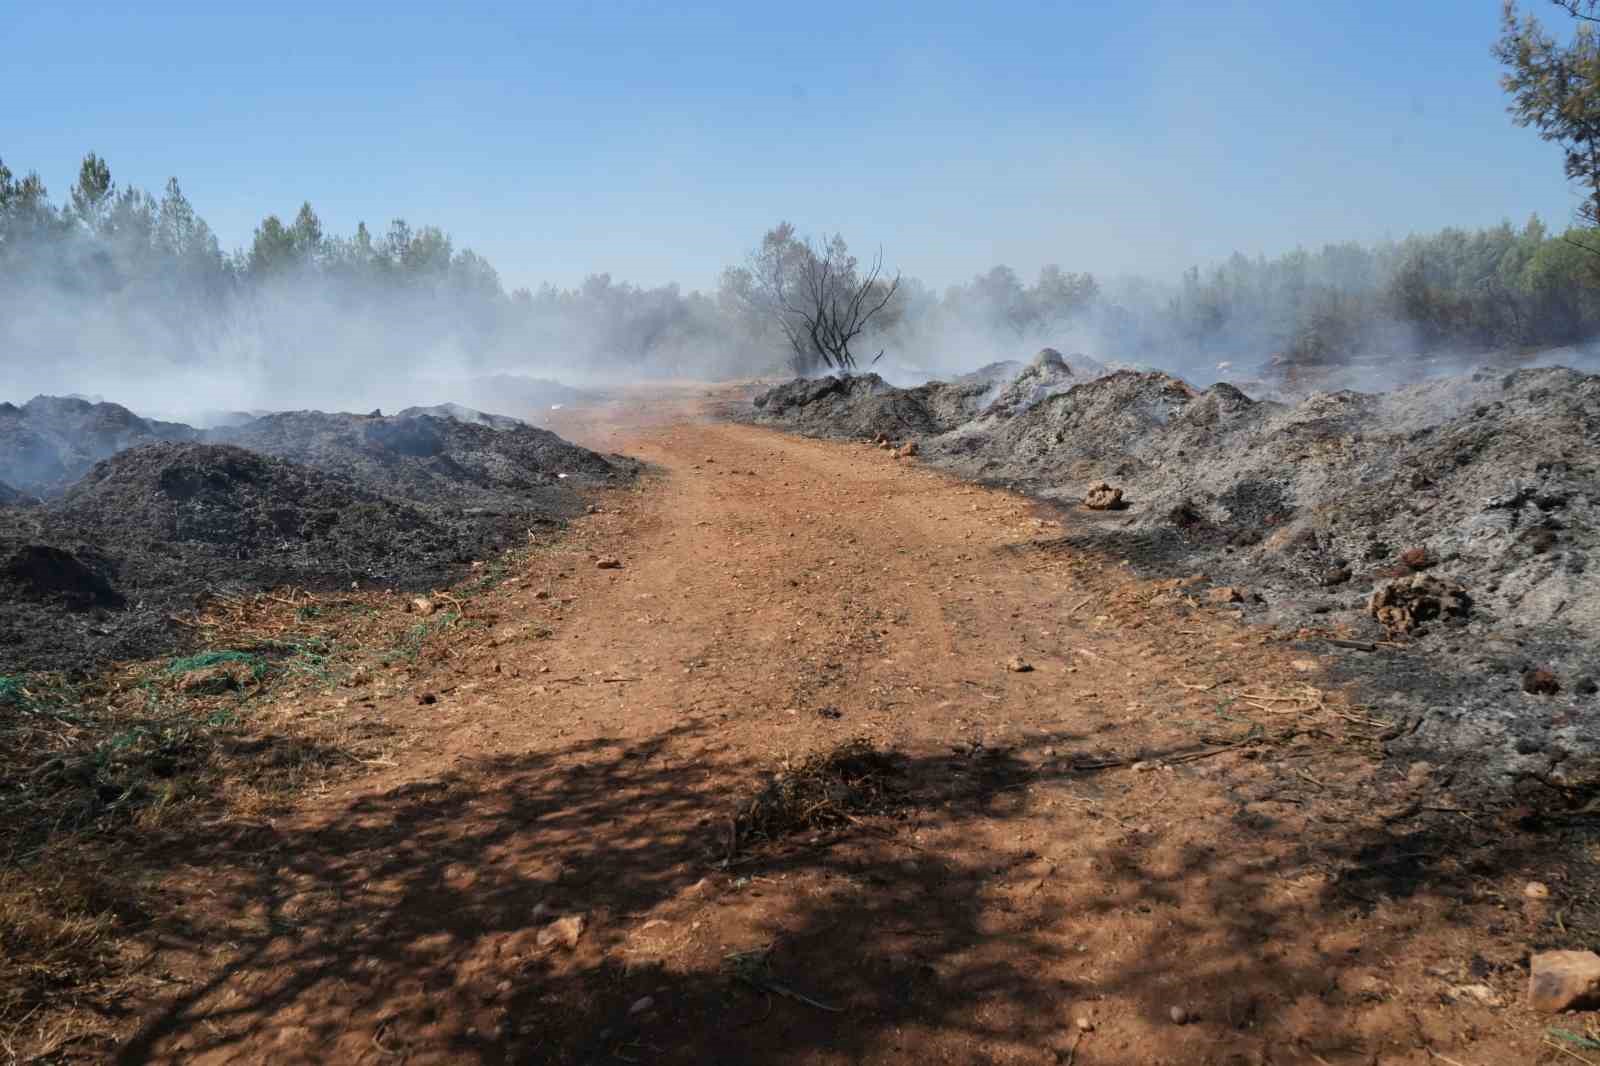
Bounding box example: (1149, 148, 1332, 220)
(112, 722, 1591, 1065)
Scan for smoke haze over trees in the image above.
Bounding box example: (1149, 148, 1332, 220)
(5, 150, 1600, 415)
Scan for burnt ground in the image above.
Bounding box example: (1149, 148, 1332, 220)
(5, 389, 1596, 1065)
(0, 406, 637, 676)
(748, 363, 1600, 797)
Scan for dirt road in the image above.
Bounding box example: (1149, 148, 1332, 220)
(114, 390, 1568, 1065)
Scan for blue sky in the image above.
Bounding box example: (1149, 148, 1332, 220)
(2, 1, 1581, 292)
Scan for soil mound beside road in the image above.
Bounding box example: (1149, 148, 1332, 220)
(212, 409, 633, 512)
(0, 408, 637, 675)
(750, 371, 999, 440)
(750, 363, 1600, 790)
(0, 442, 544, 673)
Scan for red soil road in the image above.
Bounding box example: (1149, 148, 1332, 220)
(121, 387, 1564, 1065)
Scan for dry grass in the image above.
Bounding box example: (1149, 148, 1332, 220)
(0, 858, 122, 1056)
(732, 739, 908, 852)
(0, 538, 548, 1058)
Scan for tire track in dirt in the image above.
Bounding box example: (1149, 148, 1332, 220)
(114, 389, 1572, 1066)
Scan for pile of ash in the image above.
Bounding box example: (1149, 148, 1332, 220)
(0, 395, 196, 496)
(0, 398, 636, 675)
(396, 403, 526, 430)
(750, 361, 1600, 792)
(751, 364, 1010, 441)
(0, 442, 548, 673)
(748, 350, 1105, 442)
(210, 408, 632, 512)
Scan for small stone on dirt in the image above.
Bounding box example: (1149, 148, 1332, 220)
(1168, 1005, 1189, 1025)
(1207, 586, 1245, 605)
(1525, 880, 1551, 900)
(536, 913, 587, 951)
(409, 597, 436, 616)
(1006, 656, 1034, 673)
(1084, 481, 1124, 511)
(1074, 1016, 1094, 1032)
(1321, 567, 1352, 587)
(1528, 950, 1600, 1012)
(1522, 668, 1560, 695)
(1450, 983, 1503, 1007)
(1399, 546, 1435, 569)
(596, 557, 623, 570)
(628, 996, 655, 1016)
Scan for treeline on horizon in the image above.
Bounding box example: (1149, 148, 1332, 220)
(4, 151, 1600, 382)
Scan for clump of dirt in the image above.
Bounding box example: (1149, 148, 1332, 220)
(1083, 481, 1125, 510)
(1369, 574, 1472, 634)
(733, 740, 907, 848)
(211, 408, 634, 511)
(0, 396, 196, 496)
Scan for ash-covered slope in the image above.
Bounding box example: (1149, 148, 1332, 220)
(396, 403, 526, 430)
(750, 365, 1010, 440)
(747, 350, 1104, 440)
(0, 395, 197, 496)
(210, 409, 633, 514)
(931, 367, 1600, 639)
(0, 442, 541, 673)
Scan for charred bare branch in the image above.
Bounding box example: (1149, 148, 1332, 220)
(751, 225, 901, 374)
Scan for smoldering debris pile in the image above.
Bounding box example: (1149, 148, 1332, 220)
(396, 403, 526, 430)
(211, 409, 626, 512)
(751, 362, 1600, 791)
(0, 399, 634, 675)
(0, 395, 197, 496)
(751, 361, 1015, 441)
(748, 349, 1103, 440)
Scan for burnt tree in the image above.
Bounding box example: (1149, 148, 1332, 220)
(752, 224, 900, 374)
